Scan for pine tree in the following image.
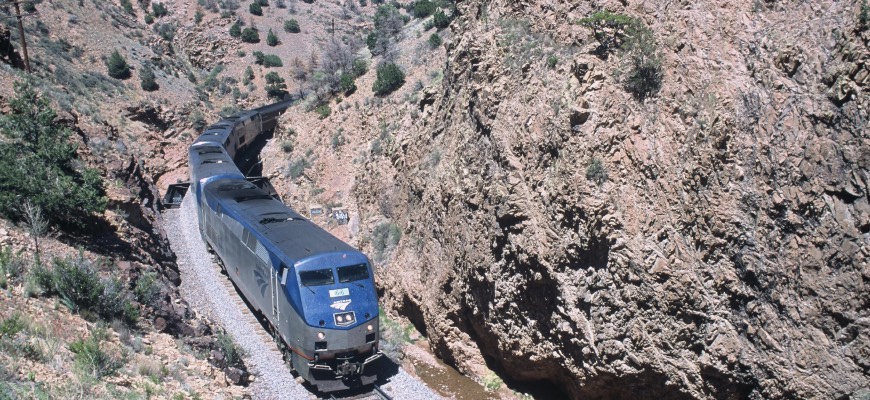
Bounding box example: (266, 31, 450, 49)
(106, 50, 131, 79)
(0, 81, 107, 226)
(267, 29, 279, 46)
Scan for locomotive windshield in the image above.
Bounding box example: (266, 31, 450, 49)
(299, 269, 335, 286)
(337, 264, 369, 283)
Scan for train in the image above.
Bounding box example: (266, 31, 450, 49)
(183, 100, 382, 392)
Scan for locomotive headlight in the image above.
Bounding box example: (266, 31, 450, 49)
(337, 315, 344, 322)
(317, 332, 325, 340)
(367, 324, 374, 332)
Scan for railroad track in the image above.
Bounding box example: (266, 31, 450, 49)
(325, 384, 393, 400)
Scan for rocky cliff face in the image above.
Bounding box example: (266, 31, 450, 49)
(357, 0, 869, 398)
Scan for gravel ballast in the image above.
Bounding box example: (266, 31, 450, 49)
(164, 194, 441, 399)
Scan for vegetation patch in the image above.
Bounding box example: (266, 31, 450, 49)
(0, 81, 107, 228)
(373, 62, 405, 96)
(579, 11, 663, 100)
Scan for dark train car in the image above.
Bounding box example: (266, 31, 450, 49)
(187, 100, 381, 392)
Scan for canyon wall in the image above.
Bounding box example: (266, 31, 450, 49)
(356, 1, 869, 398)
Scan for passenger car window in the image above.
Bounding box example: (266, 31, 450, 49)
(299, 269, 334, 286)
(337, 264, 369, 283)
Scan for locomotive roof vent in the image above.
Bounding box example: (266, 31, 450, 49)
(234, 194, 273, 203)
(217, 182, 254, 191)
(258, 212, 302, 225)
(201, 160, 226, 165)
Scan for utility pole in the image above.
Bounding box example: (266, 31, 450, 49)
(2, 0, 32, 72)
(12, 1, 30, 72)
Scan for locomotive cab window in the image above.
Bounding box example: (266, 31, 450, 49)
(299, 269, 334, 286)
(337, 264, 369, 283)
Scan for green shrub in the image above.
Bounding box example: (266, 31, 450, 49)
(154, 21, 177, 41)
(578, 10, 637, 54)
(134, 271, 161, 308)
(139, 65, 158, 91)
(106, 50, 131, 79)
(331, 130, 346, 150)
(433, 9, 450, 29)
(287, 158, 309, 179)
(315, 104, 331, 119)
(121, 0, 135, 15)
(215, 332, 245, 368)
(372, 62, 405, 96)
(242, 65, 254, 84)
(860, 0, 869, 31)
(144, 14, 154, 24)
(0, 246, 24, 284)
(36, 255, 138, 325)
(0, 313, 25, 338)
(257, 0, 269, 6)
(579, 11, 662, 100)
(254, 52, 283, 67)
(352, 58, 368, 77)
(249, 2, 262, 15)
(229, 21, 242, 37)
(266, 29, 278, 46)
(280, 140, 293, 153)
(428, 32, 442, 48)
(69, 332, 122, 378)
(586, 157, 607, 185)
(241, 27, 260, 43)
(546, 54, 558, 69)
(339, 73, 357, 95)
(194, 10, 204, 23)
(371, 222, 401, 262)
(264, 71, 287, 98)
(151, 2, 169, 17)
(412, 0, 434, 18)
(0, 81, 107, 226)
(284, 19, 300, 33)
(617, 24, 662, 101)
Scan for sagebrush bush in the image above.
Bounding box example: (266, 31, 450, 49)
(140, 65, 158, 91)
(215, 332, 246, 368)
(36, 255, 139, 325)
(134, 271, 161, 308)
(69, 331, 123, 378)
(315, 104, 331, 119)
(371, 222, 401, 262)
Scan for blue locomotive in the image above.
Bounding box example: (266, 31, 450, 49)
(185, 101, 382, 392)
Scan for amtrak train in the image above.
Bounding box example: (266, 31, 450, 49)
(186, 101, 381, 392)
